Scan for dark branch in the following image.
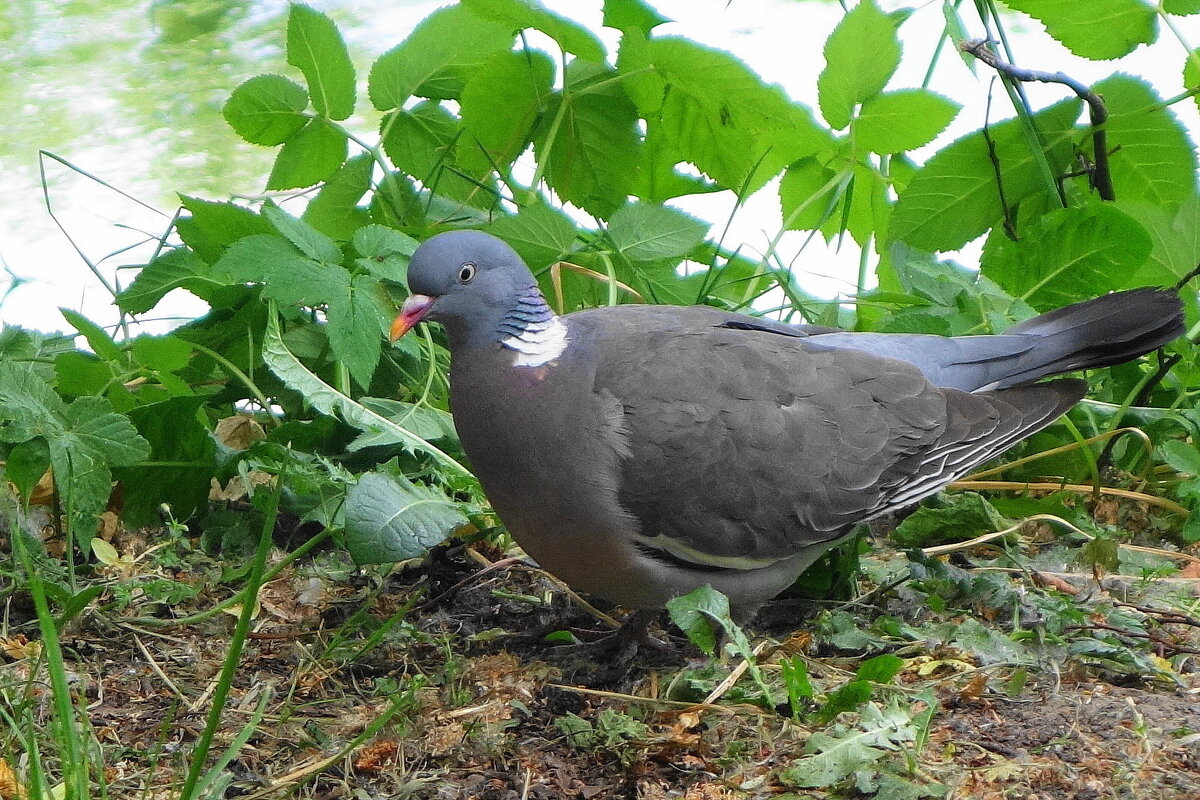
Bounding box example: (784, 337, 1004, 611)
(963, 39, 1115, 201)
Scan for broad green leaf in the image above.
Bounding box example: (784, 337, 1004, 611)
(60, 308, 123, 365)
(118, 248, 214, 314)
(213, 234, 305, 283)
(358, 398, 458, 443)
(607, 202, 708, 260)
(855, 653, 905, 683)
(54, 352, 112, 397)
(327, 274, 389, 387)
(1160, 439, 1200, 475)
(889, 99, 1081, 251)
(352, 224, 418, 281)
(176, 196, 273, 263)
(853, 89, 960, 154)
(892, 492, 1011, 547)
(666, 585, 731, 656)
(286, 3, 355, 120)
(534, 63, 641, 218)
(266, 117, 348, 190)
(0, 362, 68, 441)
(262, 307, 471, 475)
(262, 258, 345, 307)
(1006, 0, 1157, 60)
(5, 437, 50, 500)
(780, 157, 843, 232)
(818, 0, 901, 129)
(68, 396, 151, 467)
(634, 119, 722, 203)
(980, 203, 1151, 310)
(345, 471, 469, 564)
(263, 204, 342, 264)
(368, 5, 513, 109)
(131, 335, 193, 373)
(1166, 0, 1200, 13)
(1095, 75, 1197, 206)
(461, 0, 606, 62)
(487, 205, 579, 268)
(644, 37, 831, 193)
(116, 396, 216, 526)
(381, 102, 486, 203)
(1115, 194, 1200, 287)
(602, 0, 669, 34)
(302, 153, 374, 240)
(223, 74, 309, 146)
(459, 49, 555, 172)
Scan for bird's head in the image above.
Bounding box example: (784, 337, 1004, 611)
(390, 230, 540, 349)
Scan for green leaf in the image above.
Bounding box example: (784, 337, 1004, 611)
(381, 102, 485, 203)
(486, 205, 579, 268)
(68, 396, 151, 467)
(352, 223, 418, 282)
(818, 0, 901, 129)
(176, 196, 273, 263)
(0, 362, 67, 442)
(223, 74, 309, 146)
(266, 118, 348, 190)
(634, 119, 722, 203)
(367, 5, 513, 109)
(666, 585, 727, 656)
(853, 89, 960, 154)
(607, 202, 708, 261)
(54, 352, 112, 397)
(117, 248, 215, 314)
(1114, 194, 1200, 287)
(889, 99, 1081, 251)
(780, 157, 842, 232)
(5, 437, 50, 500)
(891, 492, 1011, 547)
(327, 274, 389, 387)
(213, 234, 305, 284)
(1159, 439, 1200, 475)
(534, 62, 641, 218)
(459, 49, 555, 172)
(302, 153, 374, 241)
(262, 308, 472, 475)
(262, 259, 344, 308)
(602, 0, 669, 34)
(358, 398, 458, 443)
(855, 653, 905, 683)
(131, 335, 193, 373)
(1095, 75, 1197, 206)
(1166, 0, 1200, 13)
(344, 470, 469, 563)
(263, 204, 342, 263)
(286, 3, 355, 120)
(1006, 0, 1157, 60)
(115, 396, 216, 526)
(461, 0, 606, 62)
(60, 308, 123, 365)
(645, 37, 832, 192)
(981, 203, 1152, 310)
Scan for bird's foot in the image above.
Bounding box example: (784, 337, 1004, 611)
(555, 609, 676, 663)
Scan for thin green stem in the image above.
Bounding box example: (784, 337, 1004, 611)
(188, 342, 281, 428)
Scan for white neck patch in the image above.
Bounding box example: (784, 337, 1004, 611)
(502, 316, 569, 367)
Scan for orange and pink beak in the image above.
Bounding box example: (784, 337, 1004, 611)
(389, 293, 435, 341)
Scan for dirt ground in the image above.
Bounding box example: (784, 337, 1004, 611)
(3, 527, 1199, 799)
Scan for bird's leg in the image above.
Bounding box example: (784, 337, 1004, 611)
(559, 608, 673, 660)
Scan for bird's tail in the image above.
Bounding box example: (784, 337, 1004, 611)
(989, 288, 1185, 389)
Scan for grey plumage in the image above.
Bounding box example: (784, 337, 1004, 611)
(394, 230, 1184, 613)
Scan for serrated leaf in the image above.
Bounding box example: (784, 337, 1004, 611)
(286, 3, 355, 120)
(1159, 439, 1200, 475)
(5, 438, 50, 500)
(54, 352, 112, 397)
(889, 99, 1081, 251)
(266, 118, 348, 190)
(487, 205, 579, 268)
(459, 49, 555, 172)
(1166, 0, 1200, 13)
(262, 258, 345, 307)
(607, 202, 708, 260)
(645, 37, 831, 193)
(263, 204, 342, 263)
(461, 0, 605, 62)
(368, 5, 513, 109)
(853, 89, 960, 154)
(116, 396, 216, 526)
(780, 157, 843, 232)
(60, 308, 124, 365)
(302, 153, 374, 240)
(534, 62, 641, 218)
(602, 0, 669, 34)
(130, 335, 193, 373)
(213, 234, 305, 283)
(381, 102, 485, 203)
(67, 397, 152, 467)
(345, 471, 469, 563)
(1006, 0, 1157, 60)
(980, 203, 1151, 310)
(352, 224, 418, 281)
(223, 74, 309, 146)
(176, 196, 273, 263)
(118, 248, 213, 314)
(327, 274, 388, 387)
(262, 308, 472, 475)
(892, 491, 1011, 547)
(818, 0, 901, 129)
(1114, 194, 1200, 287)
(357, 398, 458, 444)
(1095, 74, 1197, 206)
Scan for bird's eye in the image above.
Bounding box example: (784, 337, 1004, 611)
(457, 263, 476, 283)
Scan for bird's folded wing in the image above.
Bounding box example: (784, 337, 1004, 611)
(592, 320, 1082, 572)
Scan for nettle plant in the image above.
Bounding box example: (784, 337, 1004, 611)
(4, 0, 1200, 565)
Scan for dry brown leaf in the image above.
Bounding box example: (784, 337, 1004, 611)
(0, 758, 24, 800)
(0, 635, 40, 662)
(214, 414, 267, 450)
(27, 468, 56, 506)
(352, 739, 399, 773)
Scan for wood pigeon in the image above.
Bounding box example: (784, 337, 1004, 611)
(391, 230, 1184, 617)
